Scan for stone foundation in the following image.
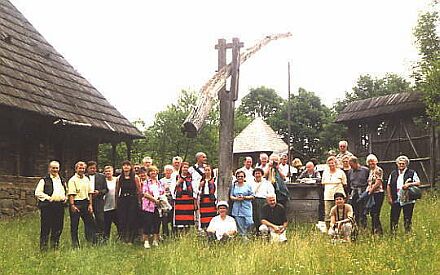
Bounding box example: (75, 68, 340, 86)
(0, 175, 39, 218)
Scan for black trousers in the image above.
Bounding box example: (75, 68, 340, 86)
(350, 188, 367, 229)
(117, 195, 138, 243)
(142, 209, 160, 235)
(390, 202, 415, 233)
(103, 209, 119, 240)
(93, 198, 105, 239)
(161, 210, 173, 237)
(69, 199, 96, 247)
(39, 202, 64, 250)
(369, 192, 384, 234)
(252, 198, 266, 232)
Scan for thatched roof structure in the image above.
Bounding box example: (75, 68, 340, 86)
(0, 0, 143, 139)
(233, 117, 288, 154)
(335, 92, 425, 123)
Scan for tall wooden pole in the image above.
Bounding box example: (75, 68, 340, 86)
(216, 38, 242, 200)
(287, 62, 292, 182)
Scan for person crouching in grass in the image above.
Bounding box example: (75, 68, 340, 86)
(206, 201, 237, 241)
(259, 193, 288, 243)
(328, 192, 354, 242)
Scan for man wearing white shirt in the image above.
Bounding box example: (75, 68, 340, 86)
(279, 154, 293, 183)
(251, 167, 275, 233)
(256, 153, 270, 177)
(35, 161, 66, 251)
(207, 201, 237, 241)
(237, 157, 254, 184)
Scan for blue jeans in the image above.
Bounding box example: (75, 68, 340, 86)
(235, 216, 253, 236)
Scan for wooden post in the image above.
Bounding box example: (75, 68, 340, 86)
(126, 140, 132, 161)
(111, 142, 117, 170)
(430, 124, 436, 187)
(216, 38, 243, 200)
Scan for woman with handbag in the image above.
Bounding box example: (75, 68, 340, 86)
(386, 155, 421, 234)
(141, 166, 164, 248)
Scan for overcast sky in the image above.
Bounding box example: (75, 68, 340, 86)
(10, 0, 430, 125)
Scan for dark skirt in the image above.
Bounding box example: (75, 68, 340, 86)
(174, 194, 195, 226)
(199, 194, 217, 228)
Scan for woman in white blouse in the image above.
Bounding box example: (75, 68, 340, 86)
(103, 166, 118, 241)
(321, 156, 347, 228)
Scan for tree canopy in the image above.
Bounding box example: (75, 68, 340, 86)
(237, 86, 284, 120)
(414, 4, 440, 122)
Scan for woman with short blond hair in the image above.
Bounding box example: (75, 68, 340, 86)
(321, 156, 347, 227)
(366, 154, 384, 234)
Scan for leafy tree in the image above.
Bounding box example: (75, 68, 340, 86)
(414, 5, 440, 122)
(233, 111, 252, 137)
(268, 88, 333, 161)
(335, 74, 413, 113)
(98, 90, 219, 170)
(143, 90, 219, 169)
(237, 86, 284, 120)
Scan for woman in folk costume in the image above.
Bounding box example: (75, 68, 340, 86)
(198, 165, 217, 229)
(173, 162, 196, 228)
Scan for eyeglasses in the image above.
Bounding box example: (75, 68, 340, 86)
(236, 176, 244, 178)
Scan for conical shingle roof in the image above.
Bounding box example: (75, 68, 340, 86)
(233, 117, 288, 154)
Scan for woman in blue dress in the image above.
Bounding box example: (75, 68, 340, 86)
(229, 170, 254, 237)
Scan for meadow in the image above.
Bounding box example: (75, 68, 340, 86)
(1, 191, 439, 275)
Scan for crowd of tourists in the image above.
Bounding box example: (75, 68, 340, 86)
(35, 141, 422, 250)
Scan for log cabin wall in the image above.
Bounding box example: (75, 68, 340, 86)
(345, 114, 436, 185)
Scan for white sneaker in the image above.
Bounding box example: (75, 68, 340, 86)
(144, 240, 150, 249)
(152, 240, 159, 247)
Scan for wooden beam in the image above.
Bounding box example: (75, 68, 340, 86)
(217, 38, 233, 201)
(183, 33, 292, 137)
(378, 157, 431, 164)
(230, 37, 242, 101)
(402, 122, 430, 184)
(111, 142, 117, 170)
(126, 140, 132, 161)
(430, 124, 436, 187)
(378, 124, 397, 160)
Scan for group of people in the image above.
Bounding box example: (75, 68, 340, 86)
(321, 141, 422, 241)
(35, 140, 422, 250)
(35, 152, 289, 251)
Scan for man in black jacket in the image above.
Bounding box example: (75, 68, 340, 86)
(35, 161, 67, 251)
(87, 161, 108, 243)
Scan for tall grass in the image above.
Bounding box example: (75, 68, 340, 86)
(1, 191, 439, 274)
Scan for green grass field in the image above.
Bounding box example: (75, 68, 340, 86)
(1, 191, 439, 275)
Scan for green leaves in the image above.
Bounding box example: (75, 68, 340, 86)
(414, 6, 440, 122)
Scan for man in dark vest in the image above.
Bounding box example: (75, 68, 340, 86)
(386, 155, 421, 234)
(35, 160, 67, 251)
(86, 161, 108, 243)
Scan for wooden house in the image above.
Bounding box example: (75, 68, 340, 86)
(0, 0, 143, 217)
(335, 92, 438, 186)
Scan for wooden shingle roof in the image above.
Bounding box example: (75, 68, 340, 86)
(335, 92, 425, 123)
(233, 117, 288, 154)
(0, 0, 143, 138)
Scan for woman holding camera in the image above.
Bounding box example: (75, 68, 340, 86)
(386, 155, 420, 234)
